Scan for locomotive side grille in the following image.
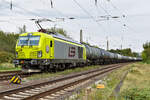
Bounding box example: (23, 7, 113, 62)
(18, 52, 25, 58)
(30, 51, 37, 58)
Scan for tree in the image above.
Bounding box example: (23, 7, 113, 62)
(142, 42, 150, 62)
(132, 52, 140, 57)
(143, 42, 150, 49)
(109, 48, 139, 57)
(0, 31, 19, 53)
(0, 30, 19, 63)
(46, 28, 67, 36)
(18, 25, 26, 34)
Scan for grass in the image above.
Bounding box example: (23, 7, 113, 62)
(119, 63, 150, 100)
(70, 63, 132, 100)
(120, 63, 150, 90)
(0, 63, 21, 72)
(26, 65, 102, 81)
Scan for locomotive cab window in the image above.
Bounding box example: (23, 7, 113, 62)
(29, 36, 40, 46)
(50, 41, 53, 47)
(18, 36, 40, 46)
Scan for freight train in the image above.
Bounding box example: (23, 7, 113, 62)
(13, 32, 142, 72)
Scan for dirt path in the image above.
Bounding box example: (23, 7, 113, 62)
(110, 70, 129, 99)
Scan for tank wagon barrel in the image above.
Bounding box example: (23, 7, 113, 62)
(84, 44, 142, 65)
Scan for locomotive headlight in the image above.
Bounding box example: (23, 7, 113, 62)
(38, 51, 42, 58)
(16, 52, 18, 58)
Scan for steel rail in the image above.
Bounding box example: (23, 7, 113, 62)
(0, 70, 21, 74)
(24, 64, 124, 100)
(0, 63, 129, 100)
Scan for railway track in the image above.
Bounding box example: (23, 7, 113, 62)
(0, 71, 22, 81)
(0, 63, 129, 100)
(0, 70, 21, 74)
(0, 70, 36, 81)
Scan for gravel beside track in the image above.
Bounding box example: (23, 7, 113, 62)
(0, 63, 129, 100)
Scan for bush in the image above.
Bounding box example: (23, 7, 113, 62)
(0, 31, 18, 64)
(0, 31, 19, 53)
(142, 42, 150, 63)
(121, 88, 150, 100)
(130, 67, 142, 75)
(0, 63, 21, 71)
(0, 63, 15, 68)
(0, 51, 15, 63)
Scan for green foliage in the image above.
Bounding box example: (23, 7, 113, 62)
(0, 30, 19, 53)
(109, 48, 139, 57)
(0, 30, 18, 63)
(46, 27, 68, 37)
(0, 51, 15, 63)
(132, 52, 139, 57)
(81, 42, 100, 49)
(129, 67, 142, 75)
(0, 63, 21, 71)
(18, 25, 26, 34)
(143, 42, 150, 49)
(81, 41, 91, 46)
(142, 42, 150, 63)
(121, 88, 150, 100)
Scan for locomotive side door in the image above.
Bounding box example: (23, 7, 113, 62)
(49, 39, 54, 59)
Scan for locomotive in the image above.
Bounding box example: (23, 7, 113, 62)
(13, 31, 142, 72)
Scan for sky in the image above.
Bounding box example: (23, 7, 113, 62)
(0, 0, 149, 53)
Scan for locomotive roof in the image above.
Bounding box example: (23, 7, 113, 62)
(20, 32, 82, 45)
(51, 32, 82, 45)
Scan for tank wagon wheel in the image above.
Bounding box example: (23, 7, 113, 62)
(62, 64, 66, 70)
(58, 64, 65, 71)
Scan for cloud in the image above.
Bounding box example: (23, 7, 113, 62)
(0, 0, 149, 52)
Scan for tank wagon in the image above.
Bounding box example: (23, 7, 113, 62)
(13, 32, 142, 72)
(84, 45, 140, 65)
